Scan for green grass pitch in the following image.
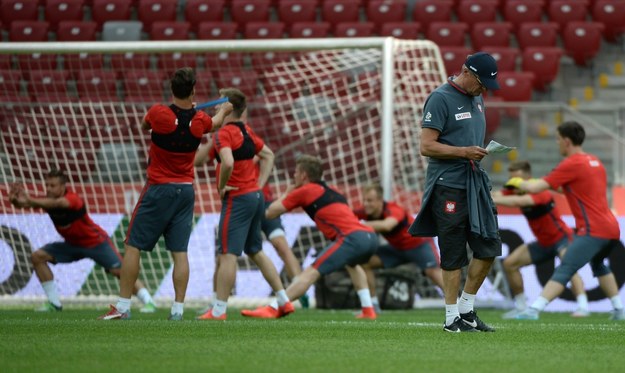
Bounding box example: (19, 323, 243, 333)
(1, 308, 623, 372)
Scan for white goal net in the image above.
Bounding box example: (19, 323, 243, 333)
(0, 38, 445, 306)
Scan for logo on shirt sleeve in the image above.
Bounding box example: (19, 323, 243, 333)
(424, 112, 432, 122)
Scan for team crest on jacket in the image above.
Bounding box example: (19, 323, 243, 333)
(445, 201, 456, 213)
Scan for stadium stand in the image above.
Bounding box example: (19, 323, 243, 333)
(322, 0, 361, 31)
(412, 0, 453, 34)
(502, 0, 544, 31)
(426, 22, 469, 47)
(101, 21, 143, 41)
(456, 0, 499, 28)
(366, 0, 407, 34)
(56, 21, 97, 41)
(45, 0, 85, 31)
(592, 0, 625, 42)
(91, 0, 132, 31)
(289, 22, 331, 38)
(9, 21, 50, 42)
(137, 0, 178, 33)
(149, 21, 191, 40)
(438, 46, 473, 76)
(184, 0, 225, 33)
(1, 0, 39, 28)
(197, 22, 238, 40)
(277, 0, 318, 28)
(482, 46, 519, 72)
(334, 22, 375, 37)
(516, 22, 560, 50)
(379, 22, 420, 39)
(470, 22, 513, 51)
(547, 1, 589, 31)
(244, 22, 286, 39)
(230, 0, 271, 31)
(521, 47, 564, 91)
(562, 21, 605, 66)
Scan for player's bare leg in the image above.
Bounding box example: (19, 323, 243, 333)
(362, 255, 383, 313)
(107, 268, 156, 312)
(209, 253, 236, 318)
(270, 235, 301, 280)
(458, 257, 495, 332)
(346, 264, 376, 319)
(502, 244, 532, 317)
(424, 267, 444, 290)
(286, 266, 320, 301)
(99, 244, 141, 319)
(31, 249, 62, 311)
(168, 251, 189, 319)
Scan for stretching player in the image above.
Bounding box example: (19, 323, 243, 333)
(492, 161, 589, 318)
(9, 169, 156, 312)
(241, 155, 378, 319)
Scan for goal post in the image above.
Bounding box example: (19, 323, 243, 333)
(0, 38, 447, 307)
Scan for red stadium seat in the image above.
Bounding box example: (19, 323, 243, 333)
(456, 0, 498, 28)
(493, 71, 535, 102)
(562, 22, 604, 66)
(64, 54, 105, 77)
(215, 70, 259, 97)
(379, 22, 420, 39)
(426, 22, 469, 47)
(9, 21, 50, 42)
(150, 21, 191, 40)
(110, 53, 152, 77)
(278, 0, 318, 28)
(334, 22, 374, 37)
(156, 52, 199, 71)
(1, 0, 38, 29)
(197, 22, 238, 40)
(91, 0, 132, 30)
(289, 22, 330, 38)
(57, 21, 97, 41)
(592, 0, 625, 42)
(45, 0, 84, 31)
(194, 70, 214, 100)
(204, 52, 245, 73)
(18, 54, 58, 72)
(516, 22, 559, 50)
(482, 46, 519, 72)
(412, 0, 453, 36)
(123, 70, 166, 101)
(75, 70, 119, 101)
(137, 0, 178, 33)
(184, 0, 225, 33)
(244, 22, 285, 39)
(521, 47, 563, 91)
(548, 1, 589, 30)
(250, 51, 292, 73)
(470, 22, 512, 51)
(28, 70, 72, 101)
(502, 0, 543, 31)
(366, 0, 407, 34)
(322, 0, 360, 29)
(484, 95, 503, 138)
(0, 69, 23, 97)
(230, 0, 271, 31)
(438, 46, 472, 76)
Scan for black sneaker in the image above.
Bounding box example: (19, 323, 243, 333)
(443, 317, 478, 333)
(460, 310, 495, 332)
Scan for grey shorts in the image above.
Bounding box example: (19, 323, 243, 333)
(126, 183, 195, 252)
(377, 241, 440, 269)
(528, 236, 571, 264)
(43, 238, 122, 270)
(551, 235, 618, 285)
(313, 230, 378, 275)
(216, 190, 264, 257)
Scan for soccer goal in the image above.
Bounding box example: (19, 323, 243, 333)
(0, 38, 446, 307)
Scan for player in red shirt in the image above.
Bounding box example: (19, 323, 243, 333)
(492, 161, 589, 318)
(506, 121, 624, 321)
(353, 183, 443, 313)
(100, 68, 233, 321)
(197, 88, 292, 321)
(241, 155, 379, 319)
(9, 169, 156, 312)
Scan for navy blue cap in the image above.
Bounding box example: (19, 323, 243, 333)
(465, 52, 500, 90)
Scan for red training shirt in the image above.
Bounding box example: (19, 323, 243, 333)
(526, 190, 573, 247)
(47, 191, 110, 248)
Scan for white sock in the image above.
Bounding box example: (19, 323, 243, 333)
(116, 297, 132, 313)
(357, 288, 372, 308)
(514, 293, 527, 311)
(212, 299, 228, 317)
(530, 296, 550, 312)
(269, 299, 279, 310)
(171, 301, 184, 316)
(275, 289, 289, 306)
(576, 294, 589, 311)
(458, 291, 476, 314)
(137, 288, 154, 305)
(41, 280, 62, 307)
(371, 296, 380, 307)
(610, 296, 624, 310)
(445, 304, 459, 326)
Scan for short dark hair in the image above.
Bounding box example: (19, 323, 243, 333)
(46, 168, 67, 184)
(557, 121, 585, 146)
(508, 160, 531, 174)
(170, 67, 196, 99)
(363, 183, 383, 198)
(219, 88, 246, 118)
(296, 155, 323, 182)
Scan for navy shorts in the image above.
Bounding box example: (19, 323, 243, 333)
(43, 238, 122, 270)
(551, 235, 619, 285)
(377, 240, 440, 269)
(313, 230, 378, 275)
(217, 190, 264, 257)
(261, 199, 285, 239)
(126, 183, 195, 252)
(430, 185, 502, 270)
(527, 236, 571, 264)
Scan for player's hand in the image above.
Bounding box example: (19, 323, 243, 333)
(219, 102, 234, 116)
(464, 146, 488, 161)
(504, 177, 524, 190)
(219, 185, 238, 199)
